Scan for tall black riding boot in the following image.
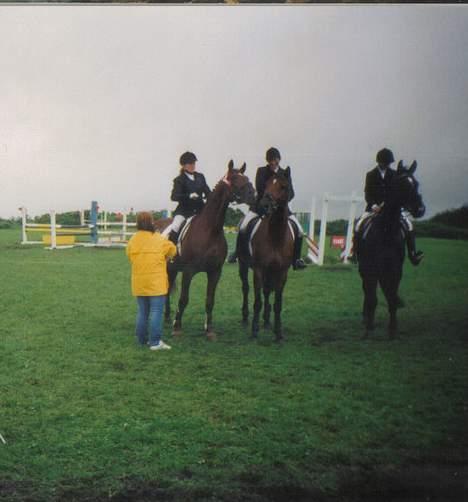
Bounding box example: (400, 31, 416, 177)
(168, 230, 178, 245)
(293, 235, 306, 270)
(407, 230, 424, 266)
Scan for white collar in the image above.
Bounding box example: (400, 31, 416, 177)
(378, 166, 387, 178)
(184, 172, 195, 181)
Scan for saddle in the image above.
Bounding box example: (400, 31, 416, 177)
(355, 213, 409, 243)
(240, 216, 296, 259)
(168, 217, 194, 255)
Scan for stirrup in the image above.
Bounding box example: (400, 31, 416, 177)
(409, 251, 424, 266)
(293, 258, 306, 270)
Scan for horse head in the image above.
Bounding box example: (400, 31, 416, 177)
(224, 160, 256, 206)
(395, 160, 426, 218)
(258, 166, 291, 216)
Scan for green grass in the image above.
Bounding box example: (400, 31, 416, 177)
(1, 229, 467, 501)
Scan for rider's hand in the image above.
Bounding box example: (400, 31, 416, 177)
(372, 204, 382, 213)
(189, 192, 200, 200)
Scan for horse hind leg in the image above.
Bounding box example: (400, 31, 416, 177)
(273, 286, 285, 342)
(239, 262, 249, 327)
(263, 288, 272, 329)
(251, 270, 263, 339)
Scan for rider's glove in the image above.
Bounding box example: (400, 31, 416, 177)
(189, 192, 200, 200)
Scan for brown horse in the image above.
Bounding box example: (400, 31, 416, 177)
(238, 168, 294, 341)
(165, 160, 256, 339)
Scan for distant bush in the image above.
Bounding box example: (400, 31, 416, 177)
(326, 219, 348, 236)
(430, 205, 468, 229)
(414, 221, 468, 240)
(56, 212, 81, 225)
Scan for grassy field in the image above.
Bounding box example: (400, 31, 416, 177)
(1, 228, 467, 501)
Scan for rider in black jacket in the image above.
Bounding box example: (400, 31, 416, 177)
(356, 148, 423, 265)
(162, 152, 211, 240)
(229, 147, 306, 270)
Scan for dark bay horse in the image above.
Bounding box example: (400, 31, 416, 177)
(238, 168, 295, 341)
(166, 160, 256, 339)
(355, 161, 425, 339)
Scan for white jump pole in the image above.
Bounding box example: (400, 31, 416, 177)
(104, 211, 108, 231)
(79, 209, 85, 226)
(50, 210, 57, 250)
(308, 196, 316, 242)
(20, 207, 28, 245)
(342, 191, 358, 264)
(317, 193, 329, 266)
(122, 212, 127, 241)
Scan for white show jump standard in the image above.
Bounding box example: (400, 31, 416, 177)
(20, 208, 97, 250)
(307, 192, 364, 266)
(92, 211, 137, 245)
(20, 203, 138, 250)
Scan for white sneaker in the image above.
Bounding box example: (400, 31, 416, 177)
(150, 341, 171, 351)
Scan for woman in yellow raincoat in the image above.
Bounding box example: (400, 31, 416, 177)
(126, 212, 176, 350)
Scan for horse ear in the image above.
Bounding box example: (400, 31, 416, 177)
(240, 163, 246, 174)
(285, 166, 291, 176)
(228, 160, 234, 172)
(397, 160, 404, 173)
(409, 160, 417, 174)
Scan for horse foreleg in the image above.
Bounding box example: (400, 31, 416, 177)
(362, 275, 377, 338)
(239, 261, 249, 327)
(173, 270, 194, 335)
(165, 268, 178, 323)
(273, 285, 285, 342)
(205, 268, 222, 340)
(251, 269, 263, 339)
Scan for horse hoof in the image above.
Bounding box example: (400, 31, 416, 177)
(264, 322, 272, 330)
(242, 319, 249, 328)
(172, 330, 183, 337)
(206, 332, 217, 341)
(275, 336, 284, 343)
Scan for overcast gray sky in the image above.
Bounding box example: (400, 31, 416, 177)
(1, 5, 467, 219)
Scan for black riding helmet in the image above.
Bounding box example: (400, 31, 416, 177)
(376, 148, 394, 165)
(266, 147, 281, 163)
(180, 151, 198, 166)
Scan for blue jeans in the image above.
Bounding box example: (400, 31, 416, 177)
(135, 296, 166, 346)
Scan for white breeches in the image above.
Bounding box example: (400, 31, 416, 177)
(401, 210, 413, 231)
(162, 214, 186, 237)
(239, 210, 304, 235)
(239, 210, 258, 232)
(289, 215, 304, 236)
(355, 209, 413, 232)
